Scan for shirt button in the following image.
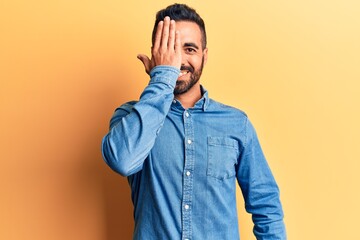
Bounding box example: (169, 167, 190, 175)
(185, 112, 190, 117)
(184, 204, 190, 210)
(173, 100, 176, 104)
(186, 171, 191, 176)
(187, 139, 192, 144)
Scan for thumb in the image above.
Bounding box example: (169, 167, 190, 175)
(137, 54, 151, 74)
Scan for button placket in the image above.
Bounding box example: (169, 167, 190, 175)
(182, 110, 194, 239)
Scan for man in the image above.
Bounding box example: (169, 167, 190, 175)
(102, 3, 286, 240)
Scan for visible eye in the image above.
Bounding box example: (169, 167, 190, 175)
(185, 48, 196, 54)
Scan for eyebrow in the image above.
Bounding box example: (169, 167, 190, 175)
(183, 42, 199, 50)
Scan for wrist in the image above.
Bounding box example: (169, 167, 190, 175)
(149, 66, 180, 88)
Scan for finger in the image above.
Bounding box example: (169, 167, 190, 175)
(161, 16, 170, 50)
(168, 20, 175, 49)
(137, 54, 151, 74)
(153, 21, 163, 51)
(174, 30, 181, 54)
(174, 30, 181, 69)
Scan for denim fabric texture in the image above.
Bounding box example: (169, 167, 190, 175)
(102, 65, 286, 240)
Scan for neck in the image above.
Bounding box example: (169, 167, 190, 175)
(175, 83, 202, 109)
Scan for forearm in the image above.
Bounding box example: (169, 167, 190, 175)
(247, 182, 286, 240)
(101, 66, 180, 176)
(240, 164, 286, 240)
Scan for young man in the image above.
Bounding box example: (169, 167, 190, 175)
(102, 4, 286, 240)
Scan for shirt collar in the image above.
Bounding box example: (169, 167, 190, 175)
(172, 85, 209, 112)
(197, 85, 209, 111)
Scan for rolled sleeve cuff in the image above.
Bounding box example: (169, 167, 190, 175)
(149, 65, 180, 88)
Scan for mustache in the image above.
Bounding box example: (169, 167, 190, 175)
(180, 65, 194, 73)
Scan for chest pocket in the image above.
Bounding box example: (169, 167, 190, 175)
(207, 137, 239, 180)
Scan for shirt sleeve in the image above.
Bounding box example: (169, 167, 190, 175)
(101, 66, 180, 176)
(236, 118, 287, 239)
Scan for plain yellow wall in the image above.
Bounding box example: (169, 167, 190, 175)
(1, 0, 359, 239)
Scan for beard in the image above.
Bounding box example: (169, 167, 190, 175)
(174, 56, 204, 95)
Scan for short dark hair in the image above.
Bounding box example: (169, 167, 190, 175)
(152, 4, 207, 49)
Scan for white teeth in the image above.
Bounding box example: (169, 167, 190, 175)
(179, 71, 189, 77)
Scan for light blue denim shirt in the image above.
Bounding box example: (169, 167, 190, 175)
(102, 66, 286, 240)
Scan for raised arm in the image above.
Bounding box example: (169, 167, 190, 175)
(101, 17, 181, 176)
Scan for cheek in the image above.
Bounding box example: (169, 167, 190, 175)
(189, 56, 203, 69)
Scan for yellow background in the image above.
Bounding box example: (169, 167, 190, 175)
(1, 0, 359, 239)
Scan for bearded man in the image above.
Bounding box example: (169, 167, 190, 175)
(102, 3, 286, 240)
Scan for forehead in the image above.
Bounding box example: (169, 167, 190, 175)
(175, 21, 202, 44)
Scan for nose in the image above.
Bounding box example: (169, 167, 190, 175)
(180, 52, 189, 66)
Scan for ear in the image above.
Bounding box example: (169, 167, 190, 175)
(203, 48, 208, 65)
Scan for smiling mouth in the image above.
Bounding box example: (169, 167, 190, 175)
(178, 70, 190, 77)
